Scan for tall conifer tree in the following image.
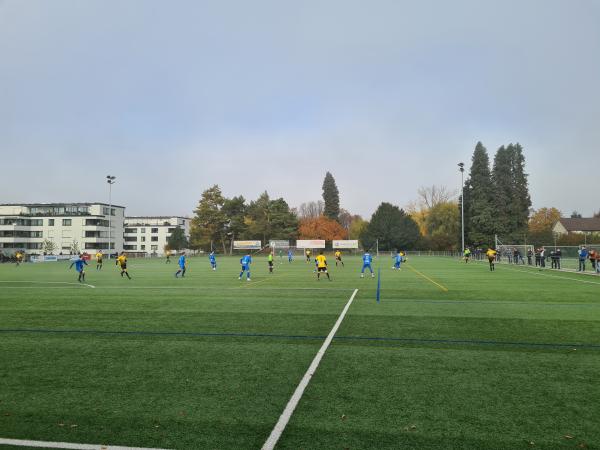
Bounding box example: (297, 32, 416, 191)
(322, 172, 340, 221)
(466, 142, 495, 245)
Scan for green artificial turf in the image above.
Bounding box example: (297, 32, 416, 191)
(0, 255, 599, 449)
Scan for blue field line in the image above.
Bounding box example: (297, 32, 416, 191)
(1, 328, 600, 350)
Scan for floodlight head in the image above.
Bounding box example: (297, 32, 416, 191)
(458, 162, 465, 172)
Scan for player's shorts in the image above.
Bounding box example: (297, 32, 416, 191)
(120, 263, 127, 270)
(336, 256, 342, 261)
(241, 265, 249, 271)
(488, 257, 495, 263)
(268, 261, 273, 267)
(317, 266, 327, 272)
(179, 265, 186, 270)
(97, 259, 103, 263)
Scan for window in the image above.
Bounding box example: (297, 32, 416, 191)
(168, 228, 175, 233)
(31, 219, 43, 226)
(141, 245, 146, 250)
(151, 236, 158, 242)
(48, 219, 55, 226)
(141, 236, 146, 242)
(151, 228, 158, 233)
(151, 245, 158, 251)
(123, 245, 137, 250)
(85, 219, 110, 227)
(124, 236, 137, 242)
(84, 243, 109, 250)
(141, 228, 146, 233)
(103, 207, 116, 216)
(124, 228, 136, 234)
(62, 219, 72, 226)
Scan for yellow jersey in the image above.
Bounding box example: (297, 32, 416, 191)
(96, 252, 103, 261)
(316, 255, 327, 268)
(117, 255, 127, 266)
(335, 251, 341, 258)
(486, 249, 497, 258)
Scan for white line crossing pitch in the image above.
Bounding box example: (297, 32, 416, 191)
(0, 281, 95, 289)
(261, 288, 359, 450)
(0, 437, 170, 449)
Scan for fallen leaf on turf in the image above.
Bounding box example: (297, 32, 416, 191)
(341, 415, 346, 420)
(58, 423, 64, 427)
(70, 424, 77, 428)
(564, 435, 574, 439)
(578, 443, 587, 449)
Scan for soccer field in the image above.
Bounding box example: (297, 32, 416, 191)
(1, 256, 599, 450)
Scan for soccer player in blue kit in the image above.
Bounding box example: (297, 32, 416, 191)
(393, 251, 403, 270)
(175, 252, 187, 278)
(361, 251, 375, 278)
(288, 249, 293, 263)
(69, 254, 88, 283)
(239, 253, 252, 281)
(209, 251, 217, 271)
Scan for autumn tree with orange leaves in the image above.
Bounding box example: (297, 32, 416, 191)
(298, 216, 348, 240)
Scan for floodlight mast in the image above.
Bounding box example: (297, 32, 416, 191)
(106, 175, 116, 259)
(458, 163, 465, 255)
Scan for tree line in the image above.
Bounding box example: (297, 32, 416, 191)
(188, 143, 547, 253)
(189, 172, 423, 253)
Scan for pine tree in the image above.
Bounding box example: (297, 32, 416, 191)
(507, 143, 531, 240)
(466, 142, 495, 246)
(322, 172, 340, 221)
(491, 145, 512, 238)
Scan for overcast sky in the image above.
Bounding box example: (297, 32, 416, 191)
(1, 0, 599, 218)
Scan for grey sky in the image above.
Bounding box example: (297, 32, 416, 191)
(1, 0, 599, 218)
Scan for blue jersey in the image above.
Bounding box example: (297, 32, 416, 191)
(209, 253, 216, 262)
(363, 253, 372, 265)
(178, 255, 186, 268)
(241, 255, 252, 266)
(72, 258, 87, 272)
(394, 254, 402, 263)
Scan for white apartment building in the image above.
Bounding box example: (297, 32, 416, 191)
(0, 203, 125, 256)
(123, 216, 190, 256)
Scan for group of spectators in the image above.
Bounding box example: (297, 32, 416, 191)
(464, 245, 599, 275)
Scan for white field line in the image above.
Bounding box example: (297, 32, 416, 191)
(0, 437, 170, 450)
(485, 263, 600, 286)
(0, 281, 95, 289)
(261, 288, 359, 450)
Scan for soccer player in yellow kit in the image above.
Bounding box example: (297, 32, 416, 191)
(486, 248, 497, 272)
(117, 252, 131, 279)
(95, 251, 103, 270)
(315, 251, 331, 281)
(335, 250, 344, 267)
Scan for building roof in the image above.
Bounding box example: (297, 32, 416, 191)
(556, 217, 600, 232)
(0, 202, 126, 208)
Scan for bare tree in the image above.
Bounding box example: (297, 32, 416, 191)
(338, 208, 362, 231)
(298, 201, 324, 219)
(417, 185, 457, 209)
